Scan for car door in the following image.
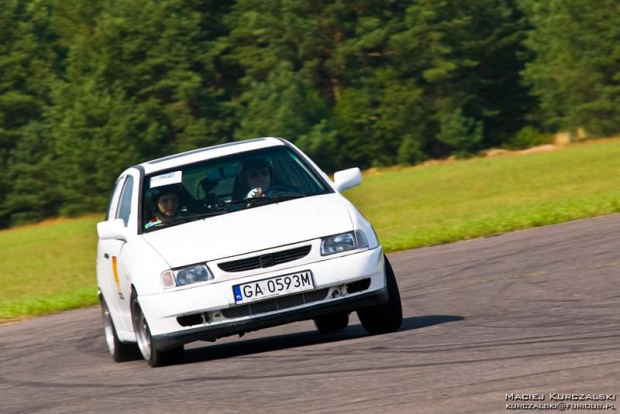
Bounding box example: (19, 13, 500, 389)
(96, 171, 139, 333)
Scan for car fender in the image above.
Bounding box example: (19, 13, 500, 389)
(339, 197, 380, 249)
(123, 237, 170, 297)
(107, 237, 169, 339)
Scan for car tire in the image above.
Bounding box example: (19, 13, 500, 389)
(99, 294, 138, 362)
(357, 256, 403, 335)
(130, 291, 184, 367)
(313, 312, 349, 334)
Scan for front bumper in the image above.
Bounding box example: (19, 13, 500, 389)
(153, 287, 388, 351)
(139, 247, 387, 350)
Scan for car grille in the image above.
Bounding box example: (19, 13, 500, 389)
(218, 245, 312, 272)
(221, 288, 329, 319)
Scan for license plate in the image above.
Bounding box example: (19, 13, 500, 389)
(233, 271, 314, 304)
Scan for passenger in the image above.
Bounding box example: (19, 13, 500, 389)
(145, 186, 181, 229)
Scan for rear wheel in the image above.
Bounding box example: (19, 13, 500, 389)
(99, 294, 138, 362)
(357, 256, 403, 335)
(131, 292, 184, 367)
(314, 312, 349, 334)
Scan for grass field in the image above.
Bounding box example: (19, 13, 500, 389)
(0, 215, 103, 320)
(347, 139, 620, 251)
(2, 138, 620, 321)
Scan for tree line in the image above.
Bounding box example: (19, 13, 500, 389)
(1, 0, 618, 227)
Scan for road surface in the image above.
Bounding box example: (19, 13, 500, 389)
(1, 214, 619, 413)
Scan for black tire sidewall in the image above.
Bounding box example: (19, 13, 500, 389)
(357, 255, 403, 335)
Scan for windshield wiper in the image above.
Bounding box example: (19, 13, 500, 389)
(226, 194, 305, 211)
(162, 210, 227, 226)
(180, 210, 227, 221)
(264, 194, 305, 202)
(226, 197, 272, 211)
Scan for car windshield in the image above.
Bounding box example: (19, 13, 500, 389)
(141, 146, 332, 232)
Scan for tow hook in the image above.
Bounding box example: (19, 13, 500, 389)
(331, 285, 347, 298)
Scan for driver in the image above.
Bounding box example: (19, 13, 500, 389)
(241, 157, 273, 198)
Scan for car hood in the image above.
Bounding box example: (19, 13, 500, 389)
(142, 194, 353, 268)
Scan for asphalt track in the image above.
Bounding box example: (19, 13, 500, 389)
(1, 214, 619, 414)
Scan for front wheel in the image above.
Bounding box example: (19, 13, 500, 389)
(131, 292, 184, 367)
(357, 256, 403, 335)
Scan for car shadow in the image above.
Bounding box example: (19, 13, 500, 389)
(182, 314, 464, 365)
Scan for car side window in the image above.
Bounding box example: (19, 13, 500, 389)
(105, 176, 123, 220)
(115, 176, 134, 226)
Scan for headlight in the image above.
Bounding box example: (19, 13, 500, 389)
(161, 265, 214, 288)
(320, 230, 369, 256)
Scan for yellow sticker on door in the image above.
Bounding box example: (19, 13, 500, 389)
(111, 256, 125, 300)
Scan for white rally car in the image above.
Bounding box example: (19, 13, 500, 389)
(96, 137, 402, 367)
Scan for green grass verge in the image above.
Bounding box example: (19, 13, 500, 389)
(0, 215, 102, 321)
(2, 139, 620, 321)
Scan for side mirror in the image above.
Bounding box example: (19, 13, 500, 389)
(333, 168, 362, 192)
(97, 218, 128, 241)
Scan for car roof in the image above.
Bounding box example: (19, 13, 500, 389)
(136, 137, 287, 175)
